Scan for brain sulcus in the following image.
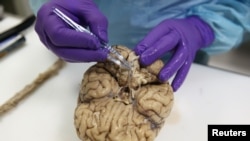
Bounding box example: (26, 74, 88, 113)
(74, 45, 174, 141)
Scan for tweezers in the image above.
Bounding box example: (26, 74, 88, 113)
(52, 7, 131, 70)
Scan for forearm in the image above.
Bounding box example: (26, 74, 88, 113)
(187, 0, 250, 55)
(29, 0, 49, 15)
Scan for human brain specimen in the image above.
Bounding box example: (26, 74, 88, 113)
(74, 45, 174, 141)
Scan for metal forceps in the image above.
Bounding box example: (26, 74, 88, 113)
(52, 7, 132, 70)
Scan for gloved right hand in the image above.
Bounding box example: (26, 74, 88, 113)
(35, 0, 109, 62)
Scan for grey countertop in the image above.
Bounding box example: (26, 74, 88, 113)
(208, 41, 250, 76)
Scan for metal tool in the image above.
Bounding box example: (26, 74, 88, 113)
(52, 7, 132, 70)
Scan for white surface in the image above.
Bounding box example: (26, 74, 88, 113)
(0, 13, 23, 33)
(1, 15, 250, 141)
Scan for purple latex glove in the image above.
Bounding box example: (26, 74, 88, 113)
(35, 0, 108, 62)
(134, 16, 214, 92)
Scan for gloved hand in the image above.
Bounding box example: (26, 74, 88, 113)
(35, 0, 108, 62)
(134, 16, 214, 91)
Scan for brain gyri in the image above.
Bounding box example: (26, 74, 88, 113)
(74, 45, 174, 141)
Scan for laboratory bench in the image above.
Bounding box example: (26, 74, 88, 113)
(1, 13, 250, 141)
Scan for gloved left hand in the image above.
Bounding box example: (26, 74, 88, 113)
(35, 0, 109, 62)
(134, 16, 214, 91)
